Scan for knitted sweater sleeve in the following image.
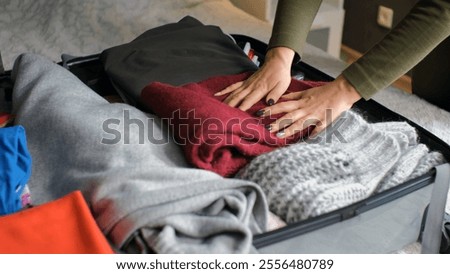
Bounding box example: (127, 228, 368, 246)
(342, 0, 450, 100)
(268, 0, 322, 62)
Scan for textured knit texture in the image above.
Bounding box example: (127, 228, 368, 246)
(141, 72, 323, 177)
(11, 53, 268, 254)
(237, 110, 445, 223)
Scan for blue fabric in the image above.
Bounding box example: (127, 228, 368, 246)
(0, 125, 32, 215)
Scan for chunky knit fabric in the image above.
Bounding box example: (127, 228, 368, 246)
(237, 110, 445, 223)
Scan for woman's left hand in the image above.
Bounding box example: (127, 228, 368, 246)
(259, 75, 362, 138)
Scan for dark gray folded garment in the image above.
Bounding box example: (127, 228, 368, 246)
(100, 16, 258, 106)
(11, 53, 267, 254)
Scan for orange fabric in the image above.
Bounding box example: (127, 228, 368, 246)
(0, 191, 114, 254)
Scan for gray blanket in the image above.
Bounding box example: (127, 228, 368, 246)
(11, 53, 268, 254)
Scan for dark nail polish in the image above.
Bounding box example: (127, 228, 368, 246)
(265, 124, 272, 131)
(267, 99, 275, 106)
(255, 109, 265, 117)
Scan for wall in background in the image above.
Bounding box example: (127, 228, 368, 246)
(341, 0, 419, 91)
(230, 0, 345, 58)
(342, 0, 418, 53)
(342, 0, 450, 103)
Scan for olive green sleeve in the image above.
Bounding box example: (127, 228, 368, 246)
(342, 0, 450, 100)
(268, 0, 323, 61)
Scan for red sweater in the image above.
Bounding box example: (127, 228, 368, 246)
(141, 72, 325, 177)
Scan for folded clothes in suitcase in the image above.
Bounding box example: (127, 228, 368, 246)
(3, 16, 450, 254)
(9, 53, 268, 254)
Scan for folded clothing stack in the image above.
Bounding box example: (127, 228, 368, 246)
(141, 72, 323, 177)
(101, 16, 258, 105)
(237, 110, 445, 223)
(11, 53, 268, 254)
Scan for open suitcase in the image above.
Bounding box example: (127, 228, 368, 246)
(1, 28, 449, 254)
(55, 33, 450, 254)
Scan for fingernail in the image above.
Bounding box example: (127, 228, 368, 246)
(267, 99, 275, 106)
(265, 124, 272, 131)
(276, 131, 285, 138)
(255, 109, 265, 117)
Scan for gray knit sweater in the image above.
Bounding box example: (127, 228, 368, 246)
(237, 110, 445, 223)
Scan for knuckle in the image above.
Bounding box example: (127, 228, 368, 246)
(278, 117, 293, 128)
(283, 112, 295, 121)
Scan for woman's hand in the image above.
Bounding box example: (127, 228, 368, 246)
(260, 75, 362, 138)
(214, 47, 295, 111)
